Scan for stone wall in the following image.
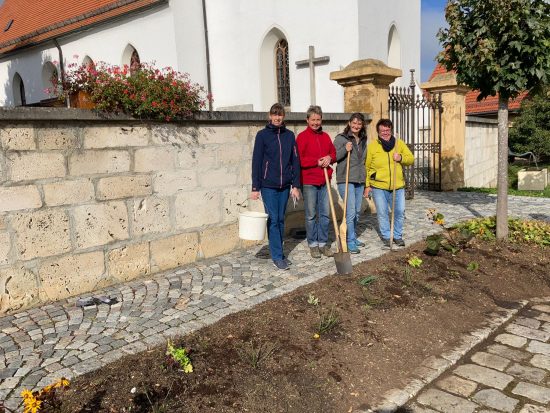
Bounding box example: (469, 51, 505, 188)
(464, 116, 499, 188)
(0, 108, 349, 313)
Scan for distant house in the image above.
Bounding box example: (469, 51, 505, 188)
(429, 64, 528, 119)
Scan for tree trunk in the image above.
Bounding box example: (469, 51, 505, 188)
(496, 97, 509, 240)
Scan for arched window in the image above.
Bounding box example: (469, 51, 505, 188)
(13, 73, 26, 106)
(275, 39, 290, 106)
(82, 55, 95, 69)
(122, 44, 140, 73)
(387, 24, 401, 70)
(42, 61, 58, 96)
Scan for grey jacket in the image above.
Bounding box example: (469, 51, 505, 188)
(333, 132, 368, 184)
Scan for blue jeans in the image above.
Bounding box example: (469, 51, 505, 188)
(302, 184, 330, 248)
(337, 183, 365, 247)
(261, 187, 290, 261)
(371, 187, 405, 240)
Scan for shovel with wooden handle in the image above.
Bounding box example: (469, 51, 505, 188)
(338, 151, 351, 252)
(324, 167, 352, 275)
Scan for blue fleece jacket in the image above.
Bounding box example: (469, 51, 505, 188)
(251, 123, 301, 191)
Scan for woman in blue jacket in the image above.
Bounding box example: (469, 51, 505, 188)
(250, 103, 301, 271)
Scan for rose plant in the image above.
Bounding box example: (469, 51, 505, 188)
(51, 60, 208, 121)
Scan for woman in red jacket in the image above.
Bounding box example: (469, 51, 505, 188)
(296, 105, 336, 258)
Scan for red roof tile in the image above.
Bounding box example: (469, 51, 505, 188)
(427, 64, 528, 115)
(0, 0, 166, 55)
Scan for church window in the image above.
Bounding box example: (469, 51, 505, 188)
(13, 73, 25, 106)
(275, 39, 290, 106)
(130, 49, 141, 73)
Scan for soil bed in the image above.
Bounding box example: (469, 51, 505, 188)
(60, 238, 550, 413)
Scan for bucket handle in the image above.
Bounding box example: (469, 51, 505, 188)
(237, 198, 249, 209)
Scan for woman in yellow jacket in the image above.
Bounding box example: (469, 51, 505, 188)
(364, 119, 414, 247)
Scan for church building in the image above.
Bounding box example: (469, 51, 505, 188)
(0, 0, 420, 112)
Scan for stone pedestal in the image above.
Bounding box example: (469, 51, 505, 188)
(330, 59, 401, 140)
(518, 168, 548, 191)
(422, 73, 470, 191)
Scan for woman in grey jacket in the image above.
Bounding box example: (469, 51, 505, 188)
(333, 113, 368, 253)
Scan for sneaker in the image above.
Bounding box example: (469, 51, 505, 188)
(283, 258, 293, 266)
(355, 240, 366, 247)
(310, 247, 321, 259)
(382, 238, 390, 247)
(394, 238, 406, 247)
(319, 246, 334, 257)
(348, 244, 360, 254)
(273, 259, 289, 270)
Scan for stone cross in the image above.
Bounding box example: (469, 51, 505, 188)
(295, 46, 330, 106)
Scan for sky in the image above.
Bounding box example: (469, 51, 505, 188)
(421, 0, 448, 82)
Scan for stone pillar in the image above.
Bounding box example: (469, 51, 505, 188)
(330, 59, 402, 140)
(422, 73, 470, 191)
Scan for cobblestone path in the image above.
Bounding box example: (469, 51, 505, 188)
(1, 192, 549, 410)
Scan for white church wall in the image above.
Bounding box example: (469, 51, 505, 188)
(358, 0, 421, 87)
(0, 6, 178, 106)
(205, 0, 357, 113)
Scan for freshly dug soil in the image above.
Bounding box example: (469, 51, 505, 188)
(60, 238, 550, 413)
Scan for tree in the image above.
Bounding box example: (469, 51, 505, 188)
(509, 86, 550, 162)
(437, 0, 550, 239)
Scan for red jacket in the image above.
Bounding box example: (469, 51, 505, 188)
(296, 126, 336, 186)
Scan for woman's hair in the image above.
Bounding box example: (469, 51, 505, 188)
(269, 103, 285, 116)
(343, 112, 367, 139)
(306, 105, 323, 118)
(376, 118, 393, 132)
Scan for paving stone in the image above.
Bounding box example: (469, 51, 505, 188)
(454, 364, 514, 390)
(435, 375, 477, 397)
(527, 340, 550, 356)
(495, 333, 528, 348)
(506, 324, 550, 342)
(486, 343, 531, 362)
(530, 354, 550, 370)
(472, 388, 519, 412)
(512, 382, 550, 404)
(532, 305, 550, 314)
(519, 404, 550, 413)
(416, 388, 478, 413)
(506, 363, 547, 383)
(516, 317, 542, 329)
(471, 351, 511, 371)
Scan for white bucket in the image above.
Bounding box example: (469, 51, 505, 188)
(238, 211, 268, 240)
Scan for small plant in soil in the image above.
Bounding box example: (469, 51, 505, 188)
(133, 382, 174, 413)
(315, 306, 340, 336)
(236, 341, 277, 369)
(403, 267, 414, 287)
(467, 261, 480, 272)
(359, 275, 377, 287)
(307, 292, 320, 306)
(425, 209, 474, 256)
(17, 377, 70, 413)
(165, 340, 193, 373)
(407, 256, 423, 268)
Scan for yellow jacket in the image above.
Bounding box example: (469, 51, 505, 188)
(365, 138, 414, 190)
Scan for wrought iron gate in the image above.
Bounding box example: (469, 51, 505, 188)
(389, 70, 443, 199)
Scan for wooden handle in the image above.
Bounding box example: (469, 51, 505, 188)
(324, 167, 341, 253)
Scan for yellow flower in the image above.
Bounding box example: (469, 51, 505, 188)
(313, 333, 320, 339)
(20, 389, 34, 400)
(23, 397, 41, 413)
(183, 363, 193, 374)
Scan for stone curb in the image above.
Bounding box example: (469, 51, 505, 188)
(356, 299, 537, 413)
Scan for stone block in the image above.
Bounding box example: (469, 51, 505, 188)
(506, 323, 550, 342)
(0, 185, 42, 212)
(0, 232, 10, 264)
(37, 127, 78, 150)
(529, 354, 550, 370)
(134, 147, 175, 172)
(222, 187, 249, 223)
(12, 209, 71, 260)
(43, 179, 94, 206)
(108, 243, 150, 282)
(131, 196, 170, 236)
(151, 125, 199, 147)
(39, 252, 105, 302)
(150, 232, 199, 272)
(436, 375, 478, 397)
(0, 265, 38, 314)
(511, 382, 550, 404)
(0, 127, 35, 151)
(199, 222, 239, 258)
(175, 190, 221, 229)
(471, 351, 510, 371)
(83, 126, 149, 148)
(96, 175, 152, 200)
(472, 388, 518, 412)
(177, 146, 216, 170)
(198, 125, 252, 145)
(454, 364, 514, 390)
(72, 202, 129, 249)
(416, 388, 477, 413)
(494, 333, 527, 348)
(198, 168, 238, 188)
(217, 144, 245, 166)
(518, 168, 548, 191)
(69, 150, 131, 176)
(8, 152, 66, 181)
(153, 170, 197, 196)
(527, 340, 550, 356)
(506, 363, 546, 383)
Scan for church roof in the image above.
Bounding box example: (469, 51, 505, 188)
(0, 0, 166, 56)
(428, 64, 528, 116)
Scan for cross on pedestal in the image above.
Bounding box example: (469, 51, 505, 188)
(295, 45, 330, 106)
